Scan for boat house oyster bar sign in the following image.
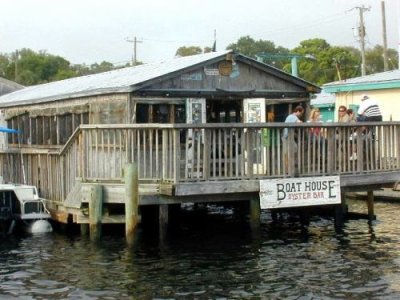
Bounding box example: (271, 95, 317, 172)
(259, 176, 341, 209)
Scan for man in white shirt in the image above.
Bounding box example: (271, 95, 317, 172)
(357, 94, 382, 121)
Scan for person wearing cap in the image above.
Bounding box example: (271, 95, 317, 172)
(357, 94, 382, 121)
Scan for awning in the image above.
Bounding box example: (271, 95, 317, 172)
(0, 126, 20, 134)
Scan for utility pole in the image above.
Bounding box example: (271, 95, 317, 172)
(353, 6, 370, 76)
(126, 36, 143, 66)
(381, 0, 389, 71)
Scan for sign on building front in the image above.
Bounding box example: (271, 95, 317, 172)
(259, 176, 341, 209)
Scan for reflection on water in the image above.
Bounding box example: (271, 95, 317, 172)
(2, 199, 400, 299)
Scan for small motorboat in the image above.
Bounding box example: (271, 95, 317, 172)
(0, 126, 52, 234)
(0, 183, 52, 234)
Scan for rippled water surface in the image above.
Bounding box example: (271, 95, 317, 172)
(2, 199, 400, 299)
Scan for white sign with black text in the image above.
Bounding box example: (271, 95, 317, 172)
(259, 176, 341, 209)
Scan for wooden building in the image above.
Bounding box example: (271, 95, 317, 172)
(0, 51, 318, 148)
(323, 69, 400, 121)
(0, 51, 399, 237)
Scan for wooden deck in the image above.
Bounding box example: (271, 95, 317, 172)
(1, 122, 399, 226)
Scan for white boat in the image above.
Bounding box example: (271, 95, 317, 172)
(0, 183, 52, 234)
(0, 126, 52, 234)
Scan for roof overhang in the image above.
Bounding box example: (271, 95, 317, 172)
(135, 88, 310, 99)
(324, 80, 400, 93)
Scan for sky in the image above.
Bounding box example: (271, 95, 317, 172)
(1, 0, 399, 66)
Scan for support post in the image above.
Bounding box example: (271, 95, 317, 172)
(367, 190, 375, 222)
(80, 224, 89, 236)
(249, 198, 261, 231)
(159, 204, 169, 240)
(125, 163, 139, 244)
(335, 191, 346, 230)
(89, 184, 103, 241)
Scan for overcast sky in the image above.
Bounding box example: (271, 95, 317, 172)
(1, 0, 399, 66)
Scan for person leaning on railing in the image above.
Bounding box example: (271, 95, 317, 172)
(282, 106, 304, 169)
(356, 94, 382, 122)
(338, 105, 350, 122)
(307, 108, 323, 137)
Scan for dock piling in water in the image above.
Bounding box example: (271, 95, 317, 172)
(124, 163, 139, 244)
(89, 184, 103, 241)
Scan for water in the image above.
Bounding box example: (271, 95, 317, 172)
(2, 200, 400, 299)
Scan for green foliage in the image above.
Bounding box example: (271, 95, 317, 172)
(175, 46, 203, 57)
(365, 45, 399, 74)
(287, 38, 361, 85)
(0, 48, 122, 86)
(226, 36, 398, 85)
(0, 37, 397, 88)
(226, 36, 289, 69)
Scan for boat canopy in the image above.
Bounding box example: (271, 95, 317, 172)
(0, 126, 20, 134)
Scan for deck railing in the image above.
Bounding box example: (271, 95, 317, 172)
(0, 122, 399, 203)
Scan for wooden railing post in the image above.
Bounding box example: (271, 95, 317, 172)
(162, 129, 168, 181)
(203, 129, 210, 180)
(327, 127, 335, 173)
(287, 129, 296, 176)
(173, 129, 181, 183)
(80, 129, 86, 180)
(247, 129, 254, 177)
(357, 128, 364, 172)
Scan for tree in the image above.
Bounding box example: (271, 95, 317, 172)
(365, 45, 399, 74)
(3, 48, 72, 85)
(0, 54, 10, 77)
(226, 36, 289, 68)
(0, 48, 122, 85)
(289, 39, 360, 85)
(175, 46, 202, 57)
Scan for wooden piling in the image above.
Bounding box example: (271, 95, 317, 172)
(89, 184, 103, 241)
(124, 163, 139, 244)
(367, 190, 375, 221)
(159, 204, 169, 240)
(80, 224, 89, 236)
(249, 198, 261, 230)
(334, 191, 346, 230)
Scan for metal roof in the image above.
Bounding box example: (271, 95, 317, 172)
(323, 69, 400, 93)
(0, 50, 318, 108)
(0, 51, 231, 108)
(311, 91, 335, 106)
(0, 77, 24, 96)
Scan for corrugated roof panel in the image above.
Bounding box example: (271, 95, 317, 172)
(0, 51, 231, 107)
(324, 69, 400, 87)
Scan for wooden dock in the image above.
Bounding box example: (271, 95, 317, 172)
(1, 122, 399, 238)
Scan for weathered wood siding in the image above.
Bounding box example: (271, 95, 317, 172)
(146, 61, 305, 92)
(0, 122, 399, 204)
(4, 94, 129, 146)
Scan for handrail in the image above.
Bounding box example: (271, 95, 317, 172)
(80, 121, 400, 130)
(1, 122, 399, 204)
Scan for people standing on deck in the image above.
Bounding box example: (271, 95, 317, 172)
(282, 106, 304, 170)
(338, 105, 350, 122)
(283, 106, 304, 136)
(346, 109, 357, 123)
(307, 108, 323, 137)
(357, 94, 382, 121)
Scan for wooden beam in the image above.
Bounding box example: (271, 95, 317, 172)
(89, 184, 103, 241)
(124, 164, 139, 243)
